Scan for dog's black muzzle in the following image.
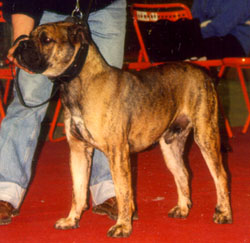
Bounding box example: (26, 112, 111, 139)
(13, 40, 48, 73)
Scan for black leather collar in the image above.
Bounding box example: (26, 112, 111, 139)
(51, 43, 89, 83)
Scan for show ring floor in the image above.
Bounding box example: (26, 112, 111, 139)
(0, 127, 249, 242)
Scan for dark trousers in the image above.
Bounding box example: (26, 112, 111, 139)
(200, 34, 246, 59)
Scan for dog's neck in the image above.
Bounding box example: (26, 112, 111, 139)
(50, 42, 89, 84)
(81, 43, 112, 77)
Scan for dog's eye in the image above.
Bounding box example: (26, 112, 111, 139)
(40, 33, 54, 44)
(44, 37, 53, 43)
(42, 37, 53, 44)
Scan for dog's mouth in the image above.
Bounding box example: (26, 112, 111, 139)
(13, 40, 49, 73)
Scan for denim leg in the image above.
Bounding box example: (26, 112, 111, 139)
(88, 0, 127, 205)
(0, 71, 53, 208)
(0, 11, 66, 209)
(88, 0, 127, 68)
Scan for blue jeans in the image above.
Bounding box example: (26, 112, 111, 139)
(0, 0, 126, 208)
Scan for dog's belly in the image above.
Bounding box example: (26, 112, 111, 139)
(69, 105, 189, 155)
(128, 113, 190, 152)
(124, 121, 168, 152)
(70, 113, 164, 152)
(128, 135, 161, 153)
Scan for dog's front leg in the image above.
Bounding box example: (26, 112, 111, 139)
(55, 133, 93, 230)
(106, 144, 135, 238)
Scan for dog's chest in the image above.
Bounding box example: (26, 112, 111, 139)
(70, 115, 94, 144)
(60, 84, 96, 144)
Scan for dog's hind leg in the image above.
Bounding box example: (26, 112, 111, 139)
(160, 124, 192, 219)
(193, 111, 232, 224)
(106, 143, 135, 238)
(55, 120, 93, 230)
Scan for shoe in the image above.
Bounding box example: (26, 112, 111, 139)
(92, 197, 138, 220)
(0, 201, 19, 225)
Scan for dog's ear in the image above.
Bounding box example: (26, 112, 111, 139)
(67, 23, 91, 45)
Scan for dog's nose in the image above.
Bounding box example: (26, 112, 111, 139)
(14, 40, 30, 55)
(13, 40, 34, 59)
(18, 40, 29, 49)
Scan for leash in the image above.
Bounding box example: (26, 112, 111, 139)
(13, 0, 93, 108)
(13, 67, 61, 108)
(72, 0, 93, 22)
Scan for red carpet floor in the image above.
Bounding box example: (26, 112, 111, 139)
(1, 128, 250, 243)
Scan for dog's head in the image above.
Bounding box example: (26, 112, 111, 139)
(13, 20, 91, 78)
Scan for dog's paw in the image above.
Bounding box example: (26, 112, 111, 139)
(107, 223, 132, 238)
(213, 207, 232, 224)
(54, 217, 79, 230)
(168, 205, 190, 219)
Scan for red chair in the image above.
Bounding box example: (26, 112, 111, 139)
(128, 3, 192, 70)
(218, 57, 250, 134)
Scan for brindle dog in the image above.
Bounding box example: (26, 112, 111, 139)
(14, 21, 232, 237)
